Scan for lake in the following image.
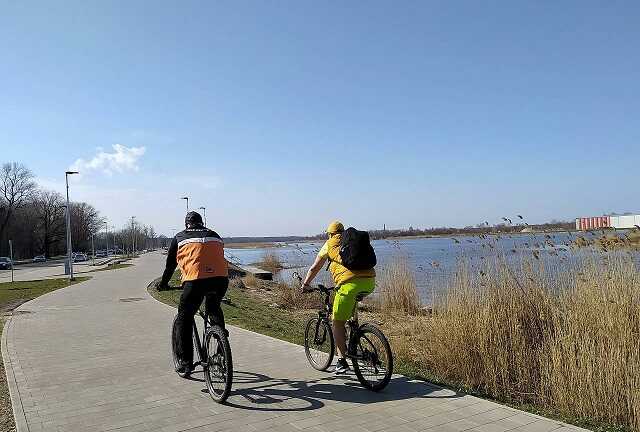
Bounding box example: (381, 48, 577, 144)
(225, 231, 638, 304)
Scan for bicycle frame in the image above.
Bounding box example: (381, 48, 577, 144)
(312, 285, 366, 361)
(192, 310, 209, 368)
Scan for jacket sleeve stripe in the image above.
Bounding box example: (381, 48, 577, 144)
(177, 237, 224, 248)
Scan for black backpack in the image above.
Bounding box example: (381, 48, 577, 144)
(339, 227, 377, 270)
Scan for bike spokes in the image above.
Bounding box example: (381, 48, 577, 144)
(304, 317, 335, 371)
(204, 326, 233, 403)
(351, 324, 393, 391)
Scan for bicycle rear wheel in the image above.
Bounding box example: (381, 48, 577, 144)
(304, 317, 334, 371)
(171, 315, 199, 378)
(204, 325, 233, 403)
(351, 324, 393, 391)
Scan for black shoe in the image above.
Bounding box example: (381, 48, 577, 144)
(334, 358, 350, 375)
(175, 361, 193, 376)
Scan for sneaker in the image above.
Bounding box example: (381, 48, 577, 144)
(334, 358, 350, 375)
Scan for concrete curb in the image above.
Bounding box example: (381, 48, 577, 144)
(2, 317, 29, 432)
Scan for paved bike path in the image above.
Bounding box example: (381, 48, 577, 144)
(3, 253, 586, 432)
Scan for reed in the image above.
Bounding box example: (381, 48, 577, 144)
(377, 254, 421, 315)
(392, 254, 640, 431)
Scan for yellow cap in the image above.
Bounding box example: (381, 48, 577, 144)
(326, 221, 344, 234)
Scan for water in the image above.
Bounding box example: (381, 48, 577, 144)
(225, 231, 639, 304)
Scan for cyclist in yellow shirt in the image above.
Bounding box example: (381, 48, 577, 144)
(301, 221, 375, 374)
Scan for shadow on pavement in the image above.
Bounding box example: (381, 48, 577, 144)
(222, 370, 461, 412)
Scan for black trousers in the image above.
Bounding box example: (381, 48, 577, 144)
(174, 277, 228, 365)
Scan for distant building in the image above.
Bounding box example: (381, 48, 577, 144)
(575, 214, 640, 230)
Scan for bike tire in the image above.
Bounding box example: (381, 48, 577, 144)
(204, 325, 233, 403)
(351, 323, 393, 391)
(171, 315, 199, 378)
(304, 317, 335, 371)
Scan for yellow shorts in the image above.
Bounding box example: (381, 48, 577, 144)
(332, 277, 375, 321)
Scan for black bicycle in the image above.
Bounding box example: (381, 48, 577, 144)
(300, 278, 394, 391)
(171, 309, 233, 403)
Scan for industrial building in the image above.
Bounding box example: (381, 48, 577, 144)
(575, 214, 640, 231)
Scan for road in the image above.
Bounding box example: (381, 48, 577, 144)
(0, 259, 111, 283)
(2, 252, 585, 432)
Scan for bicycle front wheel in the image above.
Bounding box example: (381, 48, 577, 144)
(204, 325, 233, 403)
(304, 317, 334, 371)
(351, 323, 393, 391)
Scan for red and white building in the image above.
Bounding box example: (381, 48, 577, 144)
(575, 214, 640, 231)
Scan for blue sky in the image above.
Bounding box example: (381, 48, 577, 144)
(1, 1, 638, 236)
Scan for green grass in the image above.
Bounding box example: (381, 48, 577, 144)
(0, 277, 90, 312)
(148, 283, 310, 346)
(90, 263, 133, 272)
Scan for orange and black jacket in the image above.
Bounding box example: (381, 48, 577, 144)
(161, 227, 228, 285)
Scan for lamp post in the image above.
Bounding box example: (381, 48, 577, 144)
(90, 233, 95, 265)
(131, 216, 136, 256)
(180, 196, 189, 212)
(65, 171, 79, 281)
(104, 221, 109, 255)
(198, 206, 207, 226)
(9, 240, 14, 283)
(110, 225, 117, 255)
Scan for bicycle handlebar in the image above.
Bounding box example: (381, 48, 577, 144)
(293, 271, 334, 295)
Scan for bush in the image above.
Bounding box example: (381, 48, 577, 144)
(259, 251, 285, 273)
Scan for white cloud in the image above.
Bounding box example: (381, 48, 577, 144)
(70, 144, 146, 175)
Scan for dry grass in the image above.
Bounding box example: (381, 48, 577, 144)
(258, 251, 285, 273)
(574, 229, 640, 251)
(377, 254, 421, 315)
(391, 254, 640, 431)
(241, 273, 260, 289)
(272, 280, 322, 310)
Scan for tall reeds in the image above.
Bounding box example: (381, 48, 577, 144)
(377, 254, 421, 315)
(396, 254, 640, 430)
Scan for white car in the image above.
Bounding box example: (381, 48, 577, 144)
(73, 253, 88, 262)
(33, 255, 46, 263)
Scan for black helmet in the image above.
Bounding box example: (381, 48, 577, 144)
(185, 211, 204, 228)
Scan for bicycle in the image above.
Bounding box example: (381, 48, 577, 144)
(171, 308, 233, 403)
(299, 277, 394, 391)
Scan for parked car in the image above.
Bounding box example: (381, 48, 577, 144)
(73, 253, 88, 262)
(0, 257, 12, 270)
(33, 255, 46, 263)
(95, 250, 107, 258)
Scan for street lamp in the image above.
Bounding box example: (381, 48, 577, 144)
(131, 216, 136, 256)
(90, 233, 95, 265)
(65, 171, 79, 281)
(180, 196, 189, 212)
(198, 206, 207, 226)
(104, 221, 109, 255)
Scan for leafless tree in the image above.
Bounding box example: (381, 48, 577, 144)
(0, 162, 37, 244)
(70, 202, 103, 252)
(32, 190, 66, 257)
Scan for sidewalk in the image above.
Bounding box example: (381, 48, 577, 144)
(2, 253, 586, 432)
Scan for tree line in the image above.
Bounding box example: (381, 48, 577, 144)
(305, 220, 575, 240)
(0, 162, 160, 260)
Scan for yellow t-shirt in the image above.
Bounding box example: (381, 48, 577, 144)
(318, 235, 375, 286)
